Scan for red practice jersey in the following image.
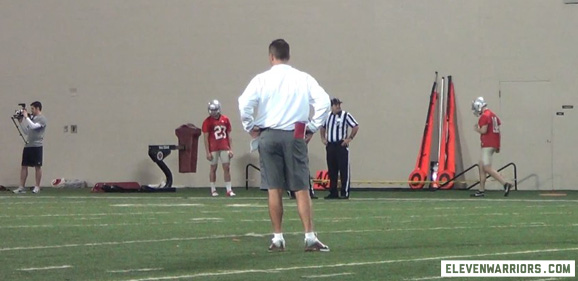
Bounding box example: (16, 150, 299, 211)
(478, 109, 501, 149)
(202, 114, 232, 152)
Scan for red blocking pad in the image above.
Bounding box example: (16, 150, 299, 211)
(175, 123, 202, 173)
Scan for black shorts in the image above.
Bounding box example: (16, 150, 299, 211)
(22, 147, 43, 167)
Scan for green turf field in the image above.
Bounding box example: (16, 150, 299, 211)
(0, 188, 576, 281)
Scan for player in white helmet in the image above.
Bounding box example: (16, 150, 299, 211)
(471, 97, 513, 197)
(202, 100, 235, 197)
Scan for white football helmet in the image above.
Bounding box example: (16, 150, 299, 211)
(208, 100, 221, 117)
(471, 96, 487, 117)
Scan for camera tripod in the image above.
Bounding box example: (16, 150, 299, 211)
(10, 117, 28, 144)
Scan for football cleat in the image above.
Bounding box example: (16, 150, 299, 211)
(470, 191, 485, 197)
(504, 183, 512, 197)
(226, 191, 236, 197)
(304, 238, 330, 252)
(268, 239, 285, 252)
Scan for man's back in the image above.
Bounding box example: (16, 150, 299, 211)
(239, 64, 329, 132)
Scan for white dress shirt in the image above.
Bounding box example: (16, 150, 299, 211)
(238, 64, 330, 133)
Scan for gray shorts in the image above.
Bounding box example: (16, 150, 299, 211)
(210, 150, 231, 165)
(480, 147, 496, 166)
(258, 129, 309, 191)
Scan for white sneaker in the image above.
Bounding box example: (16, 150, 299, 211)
(304, 238, 330, 252)
(226, 190, 236, 197)
(13, 187, 26, 194)
(268, 238, 285, 252)
(32, 186, 40, 194)
(211, 191, 219, 197)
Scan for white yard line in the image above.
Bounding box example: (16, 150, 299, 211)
(1, 196, 577, 203)
(18, 265, 72, 271)
(108, 268, 163, 273)
(0, 211, 189, 219)
(1, 201, 87, 205)
(225, 203, 268, 208)
(0, 219, 223, 229)
(110, 203, 203, 207)
(237, 211, 570, 223)
(1, 224, 576, 252)
(201, 210, 265, 213)
(353, 198, 578, 203)
(120, 247, 578, 281)
(302, 272, 354, 278)
(5, 210, 567, 220)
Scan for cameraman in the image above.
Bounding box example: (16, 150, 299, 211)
(13, 101, 47, 194)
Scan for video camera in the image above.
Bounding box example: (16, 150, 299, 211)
(10, 103, 28, 144)
(12, 103, 26, 119)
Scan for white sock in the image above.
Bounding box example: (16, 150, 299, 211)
(210, 182, 216, 192)
(305, 232, 316, 241)
(226, 182, 232, 192)
(273, 233, 284, 241)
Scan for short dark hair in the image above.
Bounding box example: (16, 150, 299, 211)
(31, 101, 42, 111)
(331, 98, 342, 105)
(269, 39, 290, 61)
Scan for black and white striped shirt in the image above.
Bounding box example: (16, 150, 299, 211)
(323, 111, 358, 143)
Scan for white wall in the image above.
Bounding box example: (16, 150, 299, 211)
(1, 0, 576, 190)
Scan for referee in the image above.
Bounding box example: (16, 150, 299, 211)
(320, 98, 359, 199)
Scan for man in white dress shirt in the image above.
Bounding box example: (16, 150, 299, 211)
(238, 39, 331, 252)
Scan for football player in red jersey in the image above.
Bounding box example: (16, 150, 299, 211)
(471, 97, 513, 197)
(202, 100, 235, 197)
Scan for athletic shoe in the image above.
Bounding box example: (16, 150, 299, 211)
(32, 186, 40, 194)
(268, 239, 285, 252)
(304, 238, 330, 252)
(504, 183, 512, 197)
(226, 191, 236, 197)
(324, 195, 339, 200)
(470, 191, 485, 197)
(211, 191, 219, 197)
(13, 187, 26, 194)
(310, 195, 318, 199)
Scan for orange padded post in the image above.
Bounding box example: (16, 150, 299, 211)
(408, 73, 439, 189)
(313, 170, 330, 190)
(175, 123, 202, 173)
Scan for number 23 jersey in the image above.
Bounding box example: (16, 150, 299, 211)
(202, 115, 232, 152)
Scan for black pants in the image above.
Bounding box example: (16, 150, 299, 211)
(326, 141, 350, 197)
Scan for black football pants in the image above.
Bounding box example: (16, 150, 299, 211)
(326, 141, 350, 198)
